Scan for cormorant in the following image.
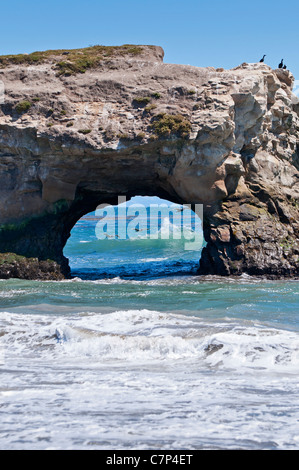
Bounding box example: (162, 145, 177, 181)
(278, 59, 284, 68)
(259, 55, 266, 62)
(283, 65, 287, 70)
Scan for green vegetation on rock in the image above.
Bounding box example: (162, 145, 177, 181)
(135, 132, 146, 141)
(0, 252, 26, 265)
(133, 96, 151, 106)
(151, 113, 191, 138)
(0, 45, 144, 76)
(144, 104, 157, 113)
(15, 100, 32, 114)
(56, 58, 96, 76)
(0, 252, 65, 280)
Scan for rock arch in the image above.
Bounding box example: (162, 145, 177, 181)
(0, 46, 298, 279)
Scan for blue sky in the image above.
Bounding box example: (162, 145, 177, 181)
(0, 0, 298, 78)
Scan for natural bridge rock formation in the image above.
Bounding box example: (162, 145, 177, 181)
(0, 45, 299, 279)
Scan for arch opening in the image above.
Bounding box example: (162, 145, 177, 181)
(64, 195, 204, 280)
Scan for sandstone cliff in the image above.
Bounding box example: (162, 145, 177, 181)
(0, 45, 298, 279)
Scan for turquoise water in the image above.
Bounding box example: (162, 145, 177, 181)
(0, 199, 299, 450)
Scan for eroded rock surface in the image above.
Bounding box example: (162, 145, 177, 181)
(0, 46, 298, 278)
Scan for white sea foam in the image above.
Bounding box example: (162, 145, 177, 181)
(2, 309, 298, 372)
(140, 257, 168, 262)
(55, 313, 299, 373)
(1, 307, 299, 449)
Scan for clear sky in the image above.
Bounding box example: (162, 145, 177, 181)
(0, 0, 298, 79)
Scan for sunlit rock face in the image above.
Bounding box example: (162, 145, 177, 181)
(0, 45, 298, 279)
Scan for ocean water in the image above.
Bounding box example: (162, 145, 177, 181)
(0, 199, 299, 450)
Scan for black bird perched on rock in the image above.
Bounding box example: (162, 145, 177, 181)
(283, 65, 287, 70)
(278, 59, 284, 68)
(259, 55, 266, 62)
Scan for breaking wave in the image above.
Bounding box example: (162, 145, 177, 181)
(2, 309, 299, 373)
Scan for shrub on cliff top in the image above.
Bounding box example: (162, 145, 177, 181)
(144, 103, 157, 113)
(56, 57, 96, 76)
(0, 52, 46, 67)
(151, 113, 191, 138)
(15, 100, 32, 114)
(133, 96, 151, 107)
(55, 45, 144, 76)
(0, 45, 144, 76)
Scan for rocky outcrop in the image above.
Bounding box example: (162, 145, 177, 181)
(0, 45, 298, 279)
(0, 253, 64, 280)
